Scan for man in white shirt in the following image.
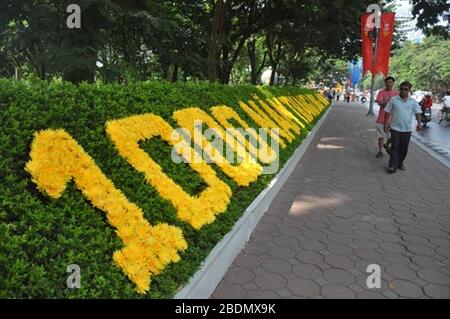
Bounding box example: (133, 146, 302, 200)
(384, 81, 423, 173)
(443, 92, 450, 109)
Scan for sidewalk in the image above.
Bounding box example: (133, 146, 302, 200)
(212, 102, 450, 299)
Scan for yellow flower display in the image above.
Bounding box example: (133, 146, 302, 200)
(210, 105, 277, 164)
(288, 96, 316, 122)
(24, 92, 329, 295)
(251, 95, 300, 139)
(248, 99, 296, 142)
(238, 100, 288, 148)
(305, 94, 327, 111)
(277, 96, 311, 125)
(173, 107, 262, 187)
(317, 93, 330, 106)
(106, 114, 232, 230)
(25, 129, 188, 294)
(267, 97, 306, 128)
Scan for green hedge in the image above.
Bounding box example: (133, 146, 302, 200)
(0, 79, 328, 298)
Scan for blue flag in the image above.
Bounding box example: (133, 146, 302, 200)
(349, 59, 362, 86)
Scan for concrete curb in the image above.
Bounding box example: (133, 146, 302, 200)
(174, 103, 333, 299)
(411, 132, 450, 169)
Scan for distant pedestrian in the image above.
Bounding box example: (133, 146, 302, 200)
(384, 81, 423, 173)
(375, 76, 398, 158)
(345, 91, 350, 103)
(327, 90, 333, 104)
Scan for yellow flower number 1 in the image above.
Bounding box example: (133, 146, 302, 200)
(25, 129, 188, 294)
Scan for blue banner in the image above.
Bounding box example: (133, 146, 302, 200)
(349, 59, 363, 86)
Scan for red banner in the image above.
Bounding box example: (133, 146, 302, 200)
(361, 12, 396, 76)
(361, 13, 374, 75)
(375, 12, 395, 76)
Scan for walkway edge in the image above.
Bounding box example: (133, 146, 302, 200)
(411, 133, 450, 169)
(174, 103, 333, 299)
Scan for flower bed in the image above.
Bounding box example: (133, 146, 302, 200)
(0, 80, 328, 298)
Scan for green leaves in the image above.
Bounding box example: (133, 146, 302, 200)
(0, 79, 320, 298)
(390, 36, 450, 91)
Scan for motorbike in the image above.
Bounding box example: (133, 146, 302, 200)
(438, 106, 450, 124)
(421, 107, 432, 127)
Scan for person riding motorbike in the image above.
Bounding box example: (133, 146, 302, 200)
(439, 92, 450, 124)
(420, 94, 433, 109)
(419, 93, 433, 127)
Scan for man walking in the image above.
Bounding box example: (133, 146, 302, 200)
(384, 81, 422, 173)
(375, 76, 398, 158)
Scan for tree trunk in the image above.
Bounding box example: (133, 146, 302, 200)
(284, 75, 290, 87)
(248, 39, 258, 84)
(249, 46, 268, 85)
(62, 34, 97, 84)
(14, 67, 21, 81)
(269, 64, 277, 86)
(221, 67, 232, 84)
(220, 33, 249, 85)
(292, 74, 297, 86)
(267, 41, 282, 86)
(161, 63, 169, 81)
(219, 44, 228, 84)
(39, 63, 46, 81)
(208, 0, 226, 83)
(172, 64, 179, 82)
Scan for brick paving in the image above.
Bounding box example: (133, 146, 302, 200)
(212, 102, 450, 299)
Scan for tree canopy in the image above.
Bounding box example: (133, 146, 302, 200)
(1, 1, 448, 86)
(390, 36, 450, 93)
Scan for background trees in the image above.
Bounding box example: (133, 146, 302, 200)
(410, 0, 450, 39)
(1, 0, 448, 87)
(389, 36, 450, 93)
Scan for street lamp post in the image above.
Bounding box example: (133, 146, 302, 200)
(367, 4, 381, 116)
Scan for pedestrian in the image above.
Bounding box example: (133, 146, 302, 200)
(375, 76, 398, 158)
(384, 81, 423, 173)
(345, 91, 350, 103)
(443, 91, 450, 109)
(327, 89, 333, 104)
(336, 91, 341, 101)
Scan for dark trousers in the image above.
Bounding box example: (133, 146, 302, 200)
(389, 130, 411, 169)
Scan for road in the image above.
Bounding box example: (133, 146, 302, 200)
(413, 103, 450, 158)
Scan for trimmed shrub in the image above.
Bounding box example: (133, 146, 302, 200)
(0, 79, 328, 298)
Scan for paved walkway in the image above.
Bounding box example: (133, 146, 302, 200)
(212, 102, 450, 299)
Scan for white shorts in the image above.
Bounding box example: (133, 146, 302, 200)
(376, 123, 390, 139)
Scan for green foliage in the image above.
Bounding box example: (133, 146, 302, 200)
(361, 73, 386, 92)
(389, 36, 450, 92)
(307, 57, 350, 88)
(410, 0, 450, 39)
(2, 0, 416, 85)
(0, 79, 327, 298)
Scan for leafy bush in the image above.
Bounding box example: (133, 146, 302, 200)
(0, 79, 328, 298)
